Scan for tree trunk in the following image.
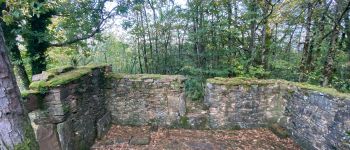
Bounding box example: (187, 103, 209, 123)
(137, 37, 143, 74)
(143, 5, 154, 73)
(0, 25, 38, 150)
(1, 4, 31, 89)
(226, 0, 234, 53)
(148, 0, 159, 73)
(248, 0, 257, 64)
(322, 0, 348, 86)
(260, 0, 272, 69)
(9, 44, 31, 90)
(140, 11, 149, 73)
(345, 11, 350, 77)
(299, 2, 313, 82)
(286, 25, 297, 53)
(322, 27, 339, 86)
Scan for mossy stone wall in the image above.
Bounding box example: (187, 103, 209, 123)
(24, 66, 111, 150)
(205, 77, 350, 150)
(22, 68, 350, 150)
(106, 74, 187, 126)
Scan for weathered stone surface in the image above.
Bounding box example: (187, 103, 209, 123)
(97, 112, 112, 139)
(32, 72, 50, 81)
(26, 66, 350, 150)
(57, 121, 73, 150)
(22, 93, 40, 112)
(27, 67, 110, 150)
(284, 91, 350, 150)
(106, 74, 186, 126)
(205, 78, 350, 150)
(36, 124, 61, 150)
(187, 113, 209, 129)
(129, 136, 150, 145)
(204, 82, 287, 129)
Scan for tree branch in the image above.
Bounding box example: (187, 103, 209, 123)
(49, 2, 117, 47)
(320, 0, 350, 42)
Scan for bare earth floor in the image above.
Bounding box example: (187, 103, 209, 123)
(91, 125, 300, 150)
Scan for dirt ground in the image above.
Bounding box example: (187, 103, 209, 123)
(91, 125, 300, 150)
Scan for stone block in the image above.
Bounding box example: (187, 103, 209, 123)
(97, 112, 112, 139)
(36, 124, 61, 150)
(129, 136, 150, 145)
(32, 72, 50, 82)
(57, 121, 73, 150)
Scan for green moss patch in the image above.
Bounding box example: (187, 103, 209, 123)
(29, 65, 105, 91)
(207, 77, 350, 99)
(207, 77, 279, 86)
(179, 116, 190, 128)
(292, 82, 350, 99)
(46, 65, 74, 75)
(108, 73, 185, 81)
(47, 67, 91, 86)
(21, 90, 40, 98)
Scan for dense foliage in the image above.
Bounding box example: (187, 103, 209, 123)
(1, 0, 350, 94)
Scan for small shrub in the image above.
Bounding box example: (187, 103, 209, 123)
(246, 65, 270, 79)
(185, 77, 205, 101)
(179, 116, 190, 128)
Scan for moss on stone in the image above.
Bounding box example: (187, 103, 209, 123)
(107, 73, 126, 79)
(29, 66, 99, 91)
(171, 81, 182, 90)
(108, 73, 186, 81)
(207, 77, 350, 99)
(47, 65, 74, 74)
(292, 82, 350, 99)
(109, 73, 162, 80)
(207, 77, 277, 86)
(47, 67, 92, 86)
(29, 81, 48, 90)
(229, 124, 242, 130)
(21, 90, 40, 98)
(179, 116, 190, 128)
(129, 74, 162, 80)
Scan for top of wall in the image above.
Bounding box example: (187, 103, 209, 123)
(207, 77, 350, 99)
(25, 65, 108, 94)
(108, 73, 186, 82)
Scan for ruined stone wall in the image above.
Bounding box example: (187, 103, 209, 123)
(204, 82, 288, 129)
(204, 77, 350, 150)
(24, 66, 111, 150)
(23, 67, 350, 150)
(285, 88, 350, 150)
(106, 74, 186, 126)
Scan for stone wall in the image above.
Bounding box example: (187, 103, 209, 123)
(204, 82, 287, 129)
(106, 74, 186, 126)
(23, 66, 350, 150)
(285, 88, 350, 149)
(24, 66, 111, 150)
(204, 77, 350, 149)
